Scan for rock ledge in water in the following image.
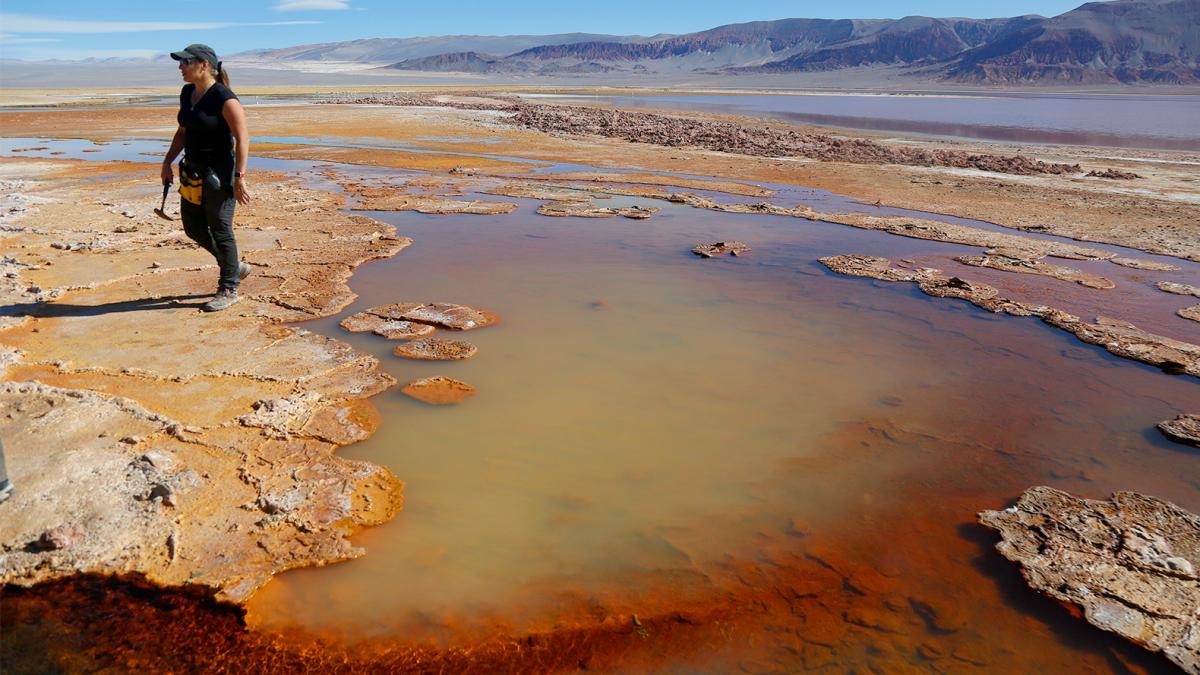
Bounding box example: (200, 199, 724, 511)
(1110, 257, 1179, 272)
(955, 253, 1114, 289)
(1158, 282, 1200, 298)
(537, 201, 659, 219)
(1158, 414, 1200, 447)
(341, 302, 498, 334)
(693, 241, 751, 258)
(819, 255, 1200, 377)
(401, 376, 476, 405)
(979, 486, 1200, 673)
(394, 338, 478, 361)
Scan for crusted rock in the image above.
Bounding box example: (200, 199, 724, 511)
(537, 201, 660, 219)
(1086, 168, 1141, 179)
(37, 524, 85, 551)
(693, 241, 752, 258)
(1159, 282, 1200, 298)
(1181, 306, 1200, 323)
(1110, 257, 1180, 272)
(372, 320, 437, 340)
(394, 338, 478, 361)
(955, 253, 1114, 289)
(237, 392, 324, 436)
(479, 182, 592, 202)
(979, 487, 1200, 673)
(339, 312, 390, 333)
(401, 376, 477, 405)
(299, 401, 378, 446)
(396, 302, 498, 331)
(1158, 414, 1200, 447)
(1052, 315, 1200, 377)
(148, 483, 176, 507)
(349, 302, 498, 331)
(139, 450, 174, 470)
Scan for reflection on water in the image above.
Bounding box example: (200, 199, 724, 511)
(528, 93, 1200, 150)
(243, 194, 1197, 672)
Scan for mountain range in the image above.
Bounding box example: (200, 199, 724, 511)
(239, 0, 1199, 85)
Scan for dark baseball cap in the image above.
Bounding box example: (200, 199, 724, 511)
(170, 44, 218, 67)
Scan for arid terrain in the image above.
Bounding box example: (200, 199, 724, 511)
(1, 89, 1198, 672)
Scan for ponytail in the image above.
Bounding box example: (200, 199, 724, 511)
(216, 61, 230, 87)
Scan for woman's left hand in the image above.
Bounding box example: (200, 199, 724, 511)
(234, 176, 251, 205)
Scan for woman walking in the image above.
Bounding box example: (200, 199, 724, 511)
(161, 43, 252, 312)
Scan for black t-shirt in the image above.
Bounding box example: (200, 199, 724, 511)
(178, 82, 238, 185)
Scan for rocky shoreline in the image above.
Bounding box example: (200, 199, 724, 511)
(0, 161, 409, 601)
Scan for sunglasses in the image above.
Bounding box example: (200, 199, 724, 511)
(178, 58, 198, 66)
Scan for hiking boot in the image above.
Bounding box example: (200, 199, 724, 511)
(237, 261, 252, 281)
(203, 288, 240, 312)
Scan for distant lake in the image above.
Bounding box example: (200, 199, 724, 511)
(526, 92, 1200, 151)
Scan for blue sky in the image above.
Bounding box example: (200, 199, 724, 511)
(1, 0, 1089, 61)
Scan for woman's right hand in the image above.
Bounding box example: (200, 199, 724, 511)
(161, 162, 174, 186)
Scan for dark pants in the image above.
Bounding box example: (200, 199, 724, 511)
(180, 181, 239, 290)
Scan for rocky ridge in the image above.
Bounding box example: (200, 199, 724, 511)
(340, 1, 1200, 85)
(325, 96, 1090, 178)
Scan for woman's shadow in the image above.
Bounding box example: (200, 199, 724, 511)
(1, 293, 211, 318)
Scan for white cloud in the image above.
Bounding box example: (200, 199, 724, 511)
(0, 32, 61, 44)
(0, 15, 230, 33)
(273, 0, 352, 10)
(0, 46, 161, 61)
(0, 14, 321, 34)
